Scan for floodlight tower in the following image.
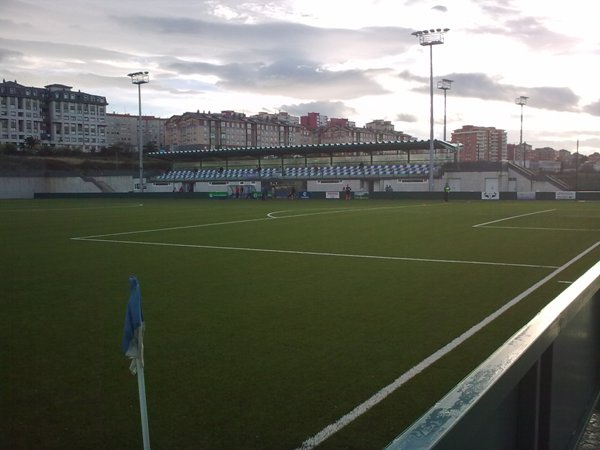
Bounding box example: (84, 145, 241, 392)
(437, 78, 453, 141)
(412, 28, 450, 191)
(515, 95, 528, 167)
(128, 71, 150, 192)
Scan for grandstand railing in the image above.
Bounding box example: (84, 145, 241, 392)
(385, 260, 600, 450)
(152, 164, 431, 182)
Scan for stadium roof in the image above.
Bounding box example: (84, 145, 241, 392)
(148, 139, 458, 160)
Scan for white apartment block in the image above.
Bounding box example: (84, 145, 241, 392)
(0, 81, 46, 146)
(46, 84, 107, 152)
(0, 80, 107, 152)
(106, 113, 166, 151)
(165, 110, 310, 150)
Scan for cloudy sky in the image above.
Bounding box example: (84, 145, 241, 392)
(1, 0, 599, 154)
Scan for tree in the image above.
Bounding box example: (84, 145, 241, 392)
(23, 136, 40, 151)
(144, 141, 157, 153)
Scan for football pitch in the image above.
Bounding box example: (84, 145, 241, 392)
(2, 198, 599, 450)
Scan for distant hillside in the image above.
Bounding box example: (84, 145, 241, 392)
(0, 154, 170, 176)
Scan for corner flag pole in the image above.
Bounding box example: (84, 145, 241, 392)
(122, 276, 151, 450)
(136, 359, 151, 450)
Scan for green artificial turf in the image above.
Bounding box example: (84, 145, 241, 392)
(1, 198, 599, 449)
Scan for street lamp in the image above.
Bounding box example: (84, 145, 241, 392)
(128, 71, 150, 192)
(412, 28, 450, 191)
(515, 95, 528, 167)
(437, 78, 453, 141)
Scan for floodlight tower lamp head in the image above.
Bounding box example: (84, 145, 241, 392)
(128, 71, 150, 85)
(412, 27, 449, 46)
(437, 79, 453, 90)
(515, 96, 528, 106)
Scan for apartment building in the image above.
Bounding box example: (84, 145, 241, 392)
(300, 112, 329, 130)
(365, 120, 413, 142)
(0, 80, 108, 152)
(250, 111, 309, 147)
(0, 80, 46, 146)
(451, 125, 507, 162)
(318, 121, 412, 145)
(106, 113, 166, 151)
(165, 110, 310, 150)
(164, 108, 414, 151)
(507, 142, 533, 163)
(45, 84, 107, 152)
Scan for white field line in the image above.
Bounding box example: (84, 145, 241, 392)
(71, 202, 558, 269)
(472, 209, 555, 228)
(476, 225, 600, 232)
(2, 203, 144, 213)
(73, 203, 433, 239)
(68, 237, 559, 269)
(72, 216, 275, 239)
(266, 203, 432, 219)
(296, 240, 600, 450)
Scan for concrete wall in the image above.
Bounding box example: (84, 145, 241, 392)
(0, 170, 566, 200)
(96, 176, 134, 192)
(0, 176, 133, 198)
(441, 168, 561, 193)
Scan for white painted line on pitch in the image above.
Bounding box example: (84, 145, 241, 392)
(2, 203, 144, 213)
(267, 207, 356, 219)
(558, 280, 573, 284)
(472, 209, 555, 228)
(70, 237, 559, 269)
(72, 216, 275, 239)
(266, 203, 431, 219)
(73, 203, 432, 239)
(475, 225, 600, 232)
(295, 240, 600, 450)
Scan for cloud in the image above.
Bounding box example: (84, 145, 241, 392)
(166, 58, 390, 99)
(0, 47, 22, 63)
(432, 5, 448, 12)
(469, 2, 577, 52)
(477, 0, 519, 17)
(523, 86, 579, 111)
(0, 38, 132, 67)
(111, 15, 414, 62)
(503, 17, 577, 50)
(396, 113, 418, 123)
(583, 100, 600, 116)
(404, 71, 580, 112)
(279, 101, 356, 118)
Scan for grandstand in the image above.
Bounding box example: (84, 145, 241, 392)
(153, 164, 430, 182)
(147, 140, 455, 193)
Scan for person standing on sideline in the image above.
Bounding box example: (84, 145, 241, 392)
(444, 184, 450, 202)
(345, 184, 352, 200)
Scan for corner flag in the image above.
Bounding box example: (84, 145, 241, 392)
(122, 275, 151, 450)
(123, 276, 144, 374)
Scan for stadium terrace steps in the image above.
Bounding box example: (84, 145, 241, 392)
(154, 164, 430, 182)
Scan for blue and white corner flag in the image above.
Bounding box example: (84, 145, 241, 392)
(122, 276, 151, 450)
(122, 275, 145, 375)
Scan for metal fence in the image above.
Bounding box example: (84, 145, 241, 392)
(385, 260, 600, 450)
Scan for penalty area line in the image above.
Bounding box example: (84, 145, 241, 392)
(473, 209, 555, 228)
(68, 237, 558, 269)
(73, 203, 435, 239)
(266, 203, 433, 219)
(71, 216, 274, 239)
(295, 240, 600, 450)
